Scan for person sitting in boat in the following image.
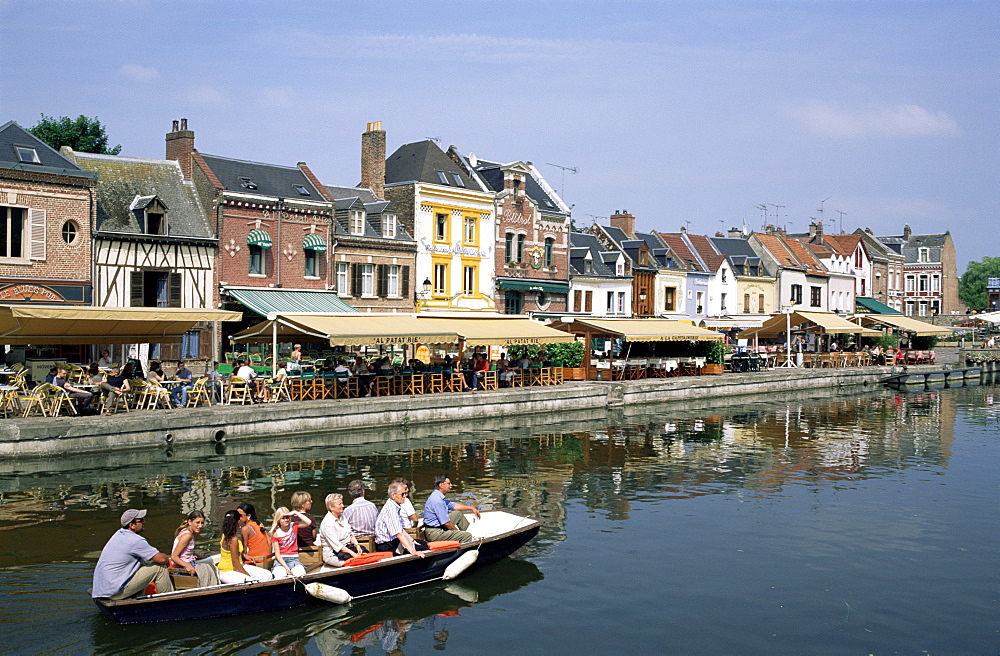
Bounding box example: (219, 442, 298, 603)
(170, 510, 219, 587)
(374, 481, 429, 557)
(235, 503, 270, 568)
(269, 506, 312, 579)
(391, 478, 419, 528)
(422, 475, 481, 544)
(319, 493, 367, 567)
(342, 480, 378, 540)
(290, 491, 318, 548)
(92, 508, 174, 599)
(218, 510, 273, 584)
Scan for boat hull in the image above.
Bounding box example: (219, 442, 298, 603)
(94, 512, 540, 624)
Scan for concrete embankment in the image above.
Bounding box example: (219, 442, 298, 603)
(0, 364, 965, 459)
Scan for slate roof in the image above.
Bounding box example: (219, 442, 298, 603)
(199, 153, 322, 199)
(0, 120, 95, 179)
(876, 231, 949, 264)
(709, 237, 767, 276)
(569, 231, 625, 278)
(384, 140, 476, 188)
(326, 186, 412, 241)
(72, 151, 213, 238)
(464, 157, 564, 213)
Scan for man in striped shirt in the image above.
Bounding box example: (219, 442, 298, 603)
(341, 480, 378, 540)
(374, 481, 428, 557)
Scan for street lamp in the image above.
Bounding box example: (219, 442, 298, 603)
(422, 278, 432, 296)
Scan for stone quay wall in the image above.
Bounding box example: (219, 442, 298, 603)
(0, 365, 953, 459)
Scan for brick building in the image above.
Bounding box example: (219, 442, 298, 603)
(877, 225, 962, 316)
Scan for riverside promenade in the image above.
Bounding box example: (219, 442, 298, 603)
(5, 362, 973, 459)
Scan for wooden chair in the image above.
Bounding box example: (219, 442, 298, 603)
(333, 373, 358, 399)
(448, 371, 466, 392)
(425, 370, 445, 394)
(551, 367, 565, 385)
(398, 373, 424, 395)
(186, 377, 212, 408)
(373, 375, 393, 396)
(480, 370, 498, 391)
(227, 376, 254, 405)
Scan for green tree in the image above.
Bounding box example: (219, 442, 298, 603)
(958, 256, 1000, 312)
(28, 114, 121, 155)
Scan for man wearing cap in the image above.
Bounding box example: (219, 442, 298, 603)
(92, 509, 173, 599)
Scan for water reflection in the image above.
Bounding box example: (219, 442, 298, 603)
(0, 382, 996, 654)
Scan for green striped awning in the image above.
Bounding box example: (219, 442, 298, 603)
(247, 229, 272, 248)
(302, 233, 327, 252)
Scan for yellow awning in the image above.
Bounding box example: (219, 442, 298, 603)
(554, 318, 725, 342)
(737, 311, 881, 338)
(0, 305, 242, 345)
(856, 314, 954, 336)
(231, 314, 461, 346)
(417, 316, 576, 346)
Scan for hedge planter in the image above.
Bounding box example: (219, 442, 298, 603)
(701, 363, 724, 375)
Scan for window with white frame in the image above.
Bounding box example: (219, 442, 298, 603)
(607, 291, 615, 314)
(433, 263, 447, 295)
(462, 265, 476, 294)
(664, 287, 676, 312)
(351, 210, 365, 235)
(918, 247, 929, 262)
(336, 262, 349, 294)
(505, 232, 514, 263)
(361, 264, 375, 296)
(544, 237, 554, 267)
(1, 206, 26, 259)
(931, 274, 940, 292)
(387, 265, 400, 297)
(249, 245, 264, 275)
(918, 275, 928, 292)
(382, 214, 397, 239)
(464, 216, 476, 244)
(617, 292, 625, 314)
(905, 274, 915, 293)
(304, 249, 318, 277)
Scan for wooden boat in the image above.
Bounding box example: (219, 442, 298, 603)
(93, 510, 541, 624)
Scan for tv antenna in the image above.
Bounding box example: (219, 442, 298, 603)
(756, 204, 769, 228)
(834, 209, 846, 234)
(546, 163, 578, 198)
(818, 196, 832, 224)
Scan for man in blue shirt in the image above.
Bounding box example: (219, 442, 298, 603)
(170, 360, 194, 408)
(422, 475, 481, 543)
(92, 509, 173, 599)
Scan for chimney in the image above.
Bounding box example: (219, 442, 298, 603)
(361, 120, 386, 200)
(865, 227, 874, 235)
(903, 224, 912, 240)
(808, 222, 817, 238)
(165, 118, 194, 179)
(727, 228, 742, 238)
(815, 220, 823, 237)
(609, 210, 635, 237)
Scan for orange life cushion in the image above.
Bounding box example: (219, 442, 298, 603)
(427, 540, 462, 550)
(344, 551, 395, 567)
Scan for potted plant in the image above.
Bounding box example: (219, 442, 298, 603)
(702, 343, 726, 374)
(545, 341, 586, 380)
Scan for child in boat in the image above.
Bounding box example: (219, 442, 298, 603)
(170, 510, 219, 587)
(218, 510, 273, 584)
(237, 503, 270, 568)
(290, 491, 317, 548)
(269, 506, 312, 579)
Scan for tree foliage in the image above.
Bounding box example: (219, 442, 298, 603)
(28, 114, 121, 155)
(959, 256, 1000, 312)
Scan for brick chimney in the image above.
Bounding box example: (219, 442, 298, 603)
(361, 121, 386, 200)
(609, 209, 635, 238)
(165, 118, 194, 179)
(903, 224, 912, 240)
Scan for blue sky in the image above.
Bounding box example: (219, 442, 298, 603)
(3, 0, 996, 269)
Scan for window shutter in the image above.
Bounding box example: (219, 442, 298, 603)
(377, 264, 387, 298)
(584, 290, 592, 312)
(573, 290, 582, 313)
(401, 266, 410, 298)
(28, 208, 46, 260)
(130, 271, 143, 307)
(169, 272, 183, 307)
(351, 264, 362, 297)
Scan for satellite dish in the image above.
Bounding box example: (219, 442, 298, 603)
(469, 152, 478, 167)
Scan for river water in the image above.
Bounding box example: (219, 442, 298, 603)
(0, 379, 997, 655)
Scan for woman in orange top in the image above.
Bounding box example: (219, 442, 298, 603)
(237, 503, 270, 566)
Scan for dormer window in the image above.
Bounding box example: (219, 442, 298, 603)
(146, 212, 165, 235)
(239, 177, 258, 190)
(639, 251, 648, 266)
(584, 258, 594, 274)
(382, 214, 397, 238)
(512, 178, 521, 195)
(293, 184, 310, 196)
(130, 195, 168, 235)
(918, 247, 930, 262)
(15, 146, 40, 164)
(436, 170, 450, 185)
(350, 210, 365, 235)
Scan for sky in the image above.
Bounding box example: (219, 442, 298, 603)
(2, 0, 996, 270)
